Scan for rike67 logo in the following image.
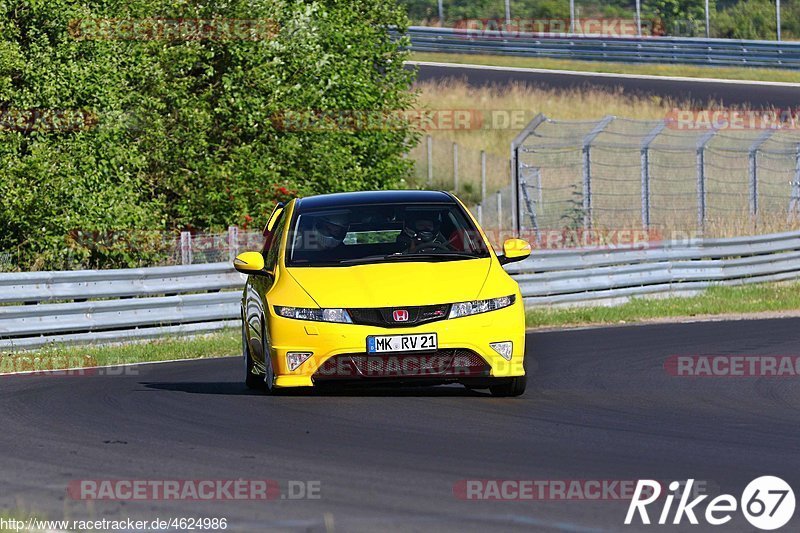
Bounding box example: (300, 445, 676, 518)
(625, 477, 795, 530)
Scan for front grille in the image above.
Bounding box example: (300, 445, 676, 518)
(313, 349, 490, 380)
(348, 304, 450, 328)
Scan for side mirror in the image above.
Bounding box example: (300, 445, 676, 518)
(233, 251, 271, 276)
(498, 238, 531, 265)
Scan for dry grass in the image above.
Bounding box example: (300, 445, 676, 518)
(412, 78, 678, 156)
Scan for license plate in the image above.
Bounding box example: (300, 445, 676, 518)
(367, 333, 437, 354)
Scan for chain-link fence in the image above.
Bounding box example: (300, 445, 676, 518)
(513, 115, 800, 240)
(407, 134, 515, 245)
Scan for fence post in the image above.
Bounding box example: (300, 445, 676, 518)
(696, 128, 717, 233)
(426, 135, 433, 184)
(510, 113, 547, 236)
(640, 149, 650, 229)
(749, 130, 775, 218)
(480, 150, 486, 207)
(180, 231, 193, 265)
(228, 225, 239, 263)
(453, 142, 459, 193)
(535, 167, 543, 211)
(640, 122, 666, 230)
(519, 174, 540, 243)
(790, 143, 800, 221)
(496, 190, 503, 232)
(582, 146, 591, 230)
(581, 116, 615, 231)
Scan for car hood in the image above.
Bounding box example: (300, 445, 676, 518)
(286, 258, 493, 308)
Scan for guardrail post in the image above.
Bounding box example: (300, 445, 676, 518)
(749, 129, 775, 218)
(426, 135, 433, 184)
(228, 225, 239, 263)
(640, 122, 666, 230)
(453, 142, 459, 193)
(581, 116, 615, 231)
(790, 143, 800, 221)
(696, 128, 718, 233)
(180, 231, 193, 265)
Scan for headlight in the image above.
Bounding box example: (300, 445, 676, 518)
(274, 306, 353, 324)
(448, 295, 515, 319)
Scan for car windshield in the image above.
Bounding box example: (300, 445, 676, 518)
(286, 202, 491, 267)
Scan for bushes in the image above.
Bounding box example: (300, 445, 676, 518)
(0, 0, 418, 270)
(713, 0, 777, 39)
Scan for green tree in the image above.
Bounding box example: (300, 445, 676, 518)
(713, 0, 777, 39)
(650, 0, 714, 36)
(0, 0, 418, 269)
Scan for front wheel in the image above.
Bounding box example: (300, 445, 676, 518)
(244, 324, 264, 390)
(489, 375, 526, 397)
(262, 329, 276, 395)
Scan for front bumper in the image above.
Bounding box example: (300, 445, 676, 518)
(266, 301, 526, 388)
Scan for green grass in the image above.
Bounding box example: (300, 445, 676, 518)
(526, 282, 800, 328)
(410, 52, 800, 84)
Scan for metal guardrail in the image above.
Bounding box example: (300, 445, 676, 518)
(1, 229, 799, 349)
(0, 263, 243, 350)
(404, 26, 800, 69)
(505, 229, 800, 305)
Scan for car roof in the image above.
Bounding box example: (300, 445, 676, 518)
(294, 190, 456, 211)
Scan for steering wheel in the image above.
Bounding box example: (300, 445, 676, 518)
(413, 241, 450, 253)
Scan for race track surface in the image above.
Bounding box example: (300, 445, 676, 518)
(2, 318, 799, 532)
(409, 62, 800, 108)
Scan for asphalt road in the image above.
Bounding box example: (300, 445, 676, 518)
(409, 62, 800, 108)
(2, 318, 800, 532)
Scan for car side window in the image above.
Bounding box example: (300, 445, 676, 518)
(264, 210, 287, 271)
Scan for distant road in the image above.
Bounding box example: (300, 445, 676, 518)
(408, 60, 800, 108)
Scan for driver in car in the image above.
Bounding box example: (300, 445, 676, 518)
(397, 211, 449, 253)
(293, 212, 349, 257)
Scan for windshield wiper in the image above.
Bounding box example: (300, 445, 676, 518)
(338, 252, 480, 265)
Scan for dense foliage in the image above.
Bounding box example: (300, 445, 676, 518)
(0, 0, 417, 269)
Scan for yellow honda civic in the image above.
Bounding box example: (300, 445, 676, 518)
(234, 190, 531, 397)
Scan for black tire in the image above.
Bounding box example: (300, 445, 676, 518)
(262, 328, 276, 395)
(489, 355, 528, 397)
(243, 323, 265, 390)
(489, 375, 526, 397)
